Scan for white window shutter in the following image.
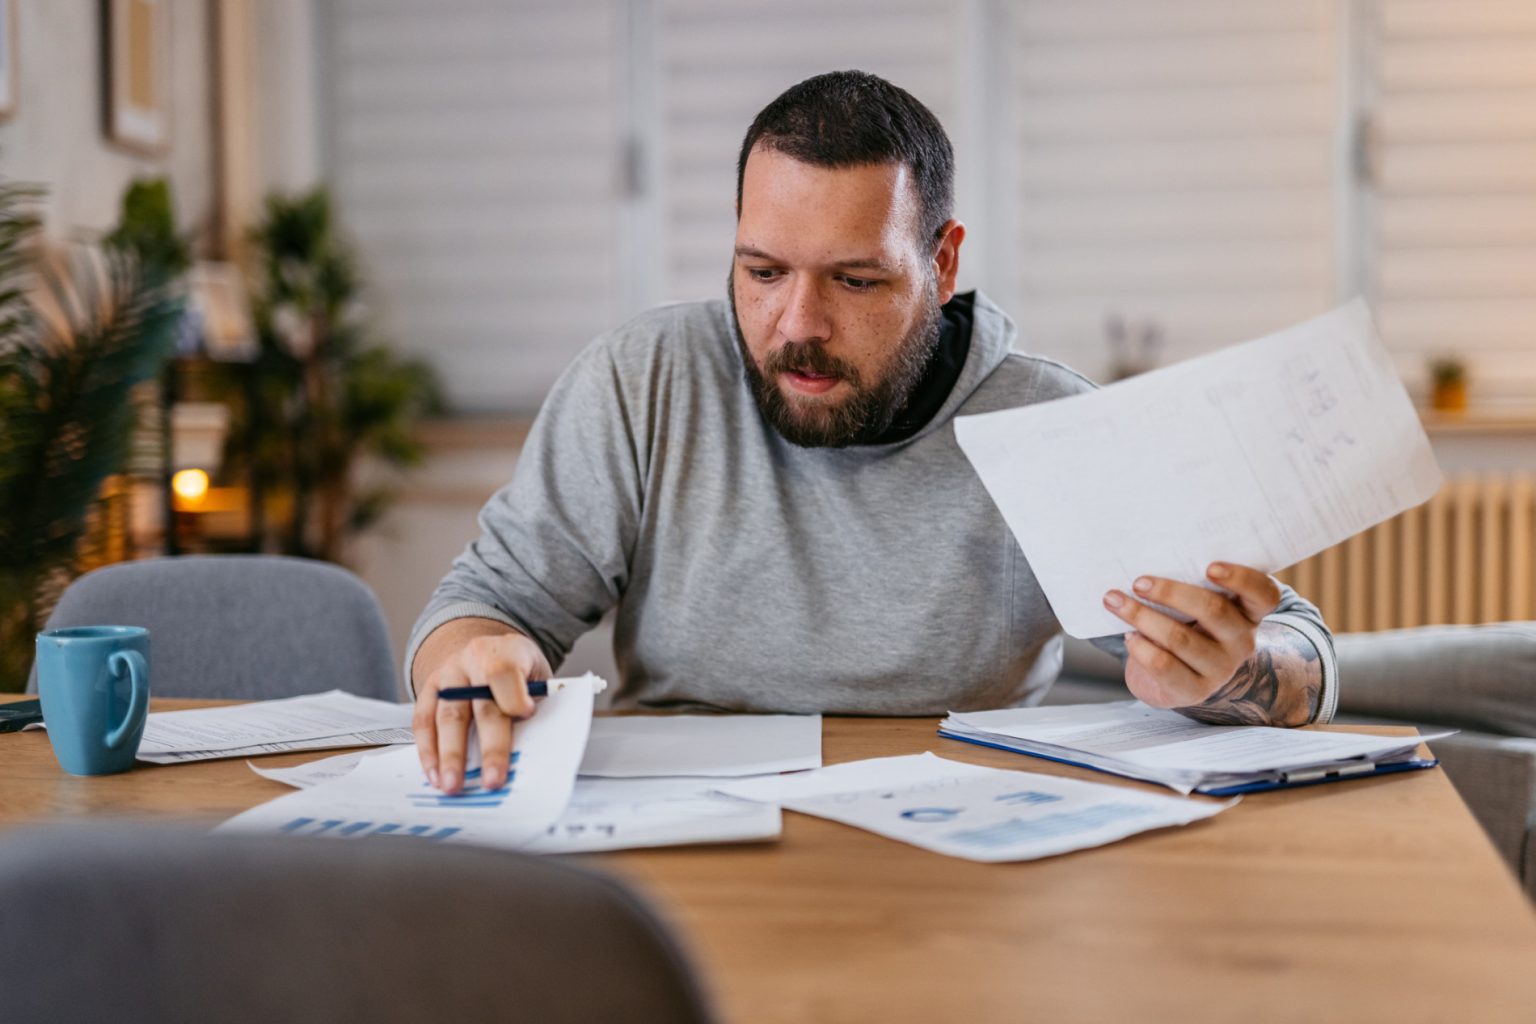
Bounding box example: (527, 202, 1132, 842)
(1370, 0, 1536, 404)
(657, 0, 972, 304)
(325, 0, 625, 411)
(1007, 0, 1342, 379)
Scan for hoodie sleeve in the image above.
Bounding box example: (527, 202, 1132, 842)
(402, 335, 644, 696)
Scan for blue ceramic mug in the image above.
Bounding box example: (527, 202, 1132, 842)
(35, 626, 150, 776)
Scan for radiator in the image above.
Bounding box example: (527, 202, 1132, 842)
(1274, 475, 1536, 632)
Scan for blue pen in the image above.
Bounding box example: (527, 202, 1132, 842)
(437, 680, 549, 702)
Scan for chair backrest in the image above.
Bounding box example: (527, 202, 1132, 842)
(29, 555, 401, 701)
(0, 824, 715, 1024)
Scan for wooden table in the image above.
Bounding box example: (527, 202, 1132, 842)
(3, 698, 1535, 1023)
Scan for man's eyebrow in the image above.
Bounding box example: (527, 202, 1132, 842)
(733, 246, 897, 273)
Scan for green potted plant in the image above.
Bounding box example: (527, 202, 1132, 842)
(225, 188, 441, 563)
(0, 180, 182, 691)
(1429, 356, 1468, 412)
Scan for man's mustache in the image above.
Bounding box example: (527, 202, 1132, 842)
(763, 342, 862, 386)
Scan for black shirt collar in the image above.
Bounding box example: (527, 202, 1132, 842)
(868, 290, 976, 445)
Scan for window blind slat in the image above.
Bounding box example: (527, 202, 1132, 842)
(328, 0, 623, 411)
(1371, 0, 1536, 403)
(1009, 1, 1340, 378)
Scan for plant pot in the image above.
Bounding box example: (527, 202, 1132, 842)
(1431, 380, 1468, 412)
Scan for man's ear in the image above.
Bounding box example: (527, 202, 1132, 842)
(932, 220, 966, 304)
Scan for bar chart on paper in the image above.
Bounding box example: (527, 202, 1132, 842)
(272, 760, 521, 841)
(276, 818, 463, 841)
(221, 676, 602, 849)
(219, 747, 569, 849)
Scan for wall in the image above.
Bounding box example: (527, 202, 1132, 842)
(0, 0, 214, 243)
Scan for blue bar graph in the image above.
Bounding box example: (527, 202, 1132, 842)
(275, 817, 463, 842)
(993, 790, 1063, 807)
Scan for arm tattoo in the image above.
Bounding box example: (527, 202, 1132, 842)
(1175, 623, 1322, 728)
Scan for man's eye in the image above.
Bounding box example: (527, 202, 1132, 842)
(746, 268, 781, 283)
(840, 276, 878, 292)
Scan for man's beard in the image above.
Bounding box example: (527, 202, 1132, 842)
(728, 275, 942, 448)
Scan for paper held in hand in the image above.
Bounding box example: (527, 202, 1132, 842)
(953, 300, 1442, 638)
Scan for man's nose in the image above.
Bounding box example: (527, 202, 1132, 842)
(776, 276, 832, 345)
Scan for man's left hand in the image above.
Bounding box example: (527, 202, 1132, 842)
(1102, 562, 1281, 710)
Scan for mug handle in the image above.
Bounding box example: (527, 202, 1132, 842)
(104, 650, 149, 751)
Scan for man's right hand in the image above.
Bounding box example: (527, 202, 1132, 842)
(410, 618, 552, 794)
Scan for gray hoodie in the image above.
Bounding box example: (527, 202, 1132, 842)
(407, 293, 1336, 718)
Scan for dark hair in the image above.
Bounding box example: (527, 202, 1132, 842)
(736, 70, 954, 246)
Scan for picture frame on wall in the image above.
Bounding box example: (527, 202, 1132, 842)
(0, 0, 17, 120)
(104, 0, 170, 153)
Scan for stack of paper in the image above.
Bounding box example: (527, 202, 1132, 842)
(137, 690, 414, 764)
(579, 714, 821, 777)
(717, 753, 1233, 863)
(227, 698, 817, 853)
(220, 676, 606, 847)
(940, 702, 1448, 795)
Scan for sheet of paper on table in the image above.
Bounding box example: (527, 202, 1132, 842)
(717, 753, 1233, 863)
(248, 747, 398, 788)
(953, 300, 1442, 638)
(218, 676, 603, 848)
(248, 735, 788, 852)
(523, 776, 781, 853)
(579, 714, 821, 777)
(940, 702, 1452, 795)
(137, 689, 413, 764)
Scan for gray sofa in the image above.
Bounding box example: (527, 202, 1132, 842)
(1046, 623, 1536, 901)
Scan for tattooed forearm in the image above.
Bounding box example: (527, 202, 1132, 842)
(1176, 623, 1322, 727)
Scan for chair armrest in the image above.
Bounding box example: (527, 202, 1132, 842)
(1426, 732, 1536, 903)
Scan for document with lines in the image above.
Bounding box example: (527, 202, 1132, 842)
(717, 753, 1232, 863)
(137, 690, 413, 764)
(954, 300, 1442, 638)
(940, 702, 1450, 796)
(218, 675, 603, 848)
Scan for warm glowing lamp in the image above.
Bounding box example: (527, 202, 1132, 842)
(171, 468, 210, 504)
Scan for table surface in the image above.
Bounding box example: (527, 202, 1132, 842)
(3, 697, 1535, 1024)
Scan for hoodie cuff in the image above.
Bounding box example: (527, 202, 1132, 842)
(1266, 611, 1339, 725)
(402, 601, 523, 699)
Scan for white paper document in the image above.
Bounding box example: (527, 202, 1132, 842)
(941, 702, 1450, 794)
(219, 676, 603, 848)
(718, 753, 1231, 863)
(578, 714, 822, 778)
(138, 690, 413, 764)
(248, 750, 783, 854)
(954, 300, 1442, 637)
(524, 777, 782, 853)
(247, 746, 404, 788)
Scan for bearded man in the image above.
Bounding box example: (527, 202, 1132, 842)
(407, 71, 1336, 794)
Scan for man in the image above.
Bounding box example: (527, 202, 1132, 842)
(408, 71, 1336, 794)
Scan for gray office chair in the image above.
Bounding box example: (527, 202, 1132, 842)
(0, 824, 715, 1024)
(28, 555, 401, 701)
